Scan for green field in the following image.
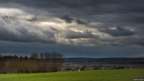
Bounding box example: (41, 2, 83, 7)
(0, 69, 144, 81)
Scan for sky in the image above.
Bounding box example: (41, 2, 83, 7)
(0, 0, 144, 57)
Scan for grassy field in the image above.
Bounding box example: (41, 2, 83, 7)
(0, 69, 144, 81)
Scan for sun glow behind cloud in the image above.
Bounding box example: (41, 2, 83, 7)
(0, 7, 113, 46)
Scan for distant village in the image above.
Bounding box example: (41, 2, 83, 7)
(63, 58, 144, 71)
(0, 52, 144, 73)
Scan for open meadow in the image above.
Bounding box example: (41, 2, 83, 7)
(0, 69, 144, 81)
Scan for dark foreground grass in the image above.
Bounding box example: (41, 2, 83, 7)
(0, 69, 144, 81)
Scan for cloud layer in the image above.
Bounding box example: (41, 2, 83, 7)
(0, 7, 113, 46)
(0, 0, 143, 47)
(0, 0, 143, 58)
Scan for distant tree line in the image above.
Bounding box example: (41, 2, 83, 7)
(0, 52, 64, 73)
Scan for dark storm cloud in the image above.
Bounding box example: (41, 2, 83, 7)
(0, 0, 144, 58)
(99, 26, 135, 37)
(0, 0, 143, 47)
(0, 0, 144, 24)
(60, 15, 88, 24)
(124, 37, 144, 47)
(0, 41, 144, 57)
(0, 7, 112, 46)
